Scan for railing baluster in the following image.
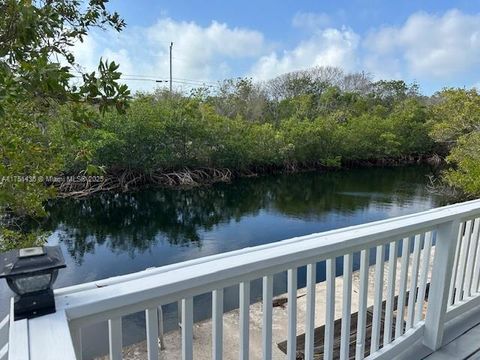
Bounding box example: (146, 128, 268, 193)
(395, 236, 411, 339)
(406, 234, 422, 329)
(371, 245, 385, 353)
(212, 289, 224, 360)
(146, 308, 159, 360)
(0, 344, 7, 360)
(465, 218, 480, 297)
(415, 231, 433, 324)
(239, 281, 250, 360)
(455, 220, 472, 303)
(424, 220, 460, 350)
(0, 314, 8, 360)
(178, 300, 183, 328)
(324, 258, 336, 360)
(448, 221, 465, 305)
(384, 240, 397, 345)
(305, 263, 316, 360)
(472, 220, 480, 294)
(71, 326, 82, 360)
(355, 250, 369, 360)
(182, 297, 194, 360)
(262, 275, 273, 360)
(340, 253, 352, 360)
(287, 268, 298, 360)
(108, 317, 122, 360)
(0, 315, 8, 345)
(158, 306, 165, 350)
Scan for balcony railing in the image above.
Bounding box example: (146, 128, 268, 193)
(3, 198, 480, 360)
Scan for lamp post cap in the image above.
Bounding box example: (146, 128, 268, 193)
(19, 247, 45, 258)
(0, 245, 66, 279)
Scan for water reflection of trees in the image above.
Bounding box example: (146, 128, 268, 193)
(270, 166, 435, 218)
(44, 166, 437, 263)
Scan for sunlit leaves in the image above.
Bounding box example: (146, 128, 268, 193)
(429, 88, 480, 146)
(430, 88, 480, 197)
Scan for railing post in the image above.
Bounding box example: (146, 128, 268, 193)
(423, 220, 460, 350)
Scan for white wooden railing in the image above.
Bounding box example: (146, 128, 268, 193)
(4, 199, 480, 360)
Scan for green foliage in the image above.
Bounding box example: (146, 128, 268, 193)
(279, 116, 342, 166)
(444, 132, 480, 195)
(0, 0, 130, 249)
(387, 98, 433, 155)
(429, 88, 480, 197)
(58, 82, 433, 180)
(430, 88, 480, 146)
(0, 228, 47, 253)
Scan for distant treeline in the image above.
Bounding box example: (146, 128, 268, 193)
(50, 66, 478, 197)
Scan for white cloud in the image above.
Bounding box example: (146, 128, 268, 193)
(70, 18, 266, 92)
(364, 9, 480, 79)
(101, 48, 135, 75)
(250, 27, 360, 80)
(292, 12, 331, 30)
(71, 35, 100, 72)
(145, 18, 265, 84)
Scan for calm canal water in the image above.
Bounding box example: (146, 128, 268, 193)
(0, 166, 445, 358)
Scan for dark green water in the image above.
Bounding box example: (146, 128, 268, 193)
(0, 166, 444, 358)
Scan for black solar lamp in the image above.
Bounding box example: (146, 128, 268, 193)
(0, 246, 66, 320)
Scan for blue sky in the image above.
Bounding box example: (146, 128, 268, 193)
(75, 0, 480, 94)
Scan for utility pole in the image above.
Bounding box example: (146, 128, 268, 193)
(169, 42, 173, 92)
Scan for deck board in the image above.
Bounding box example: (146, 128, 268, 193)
(425, 322, 480, 360)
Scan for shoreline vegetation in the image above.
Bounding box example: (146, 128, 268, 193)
(49, 72, 444, 198)
(47, 70, 470, 200)
(54, 155, 443, 198)
(7, 67, 480, 203)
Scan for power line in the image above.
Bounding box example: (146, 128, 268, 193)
(122, 78, 167, 83)
(115, 74, 163, 78)
(171, 80, 218, 89)
(172, 77, 219, 86)
(107, 73, 216, 84)
(73, 75, 167, 83)
(72, 74, 220, 89)
(121, 75, 218, 86)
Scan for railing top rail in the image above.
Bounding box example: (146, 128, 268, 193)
(54, 199, 480, 326)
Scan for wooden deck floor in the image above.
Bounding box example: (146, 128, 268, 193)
(425, 322, 480, 360)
